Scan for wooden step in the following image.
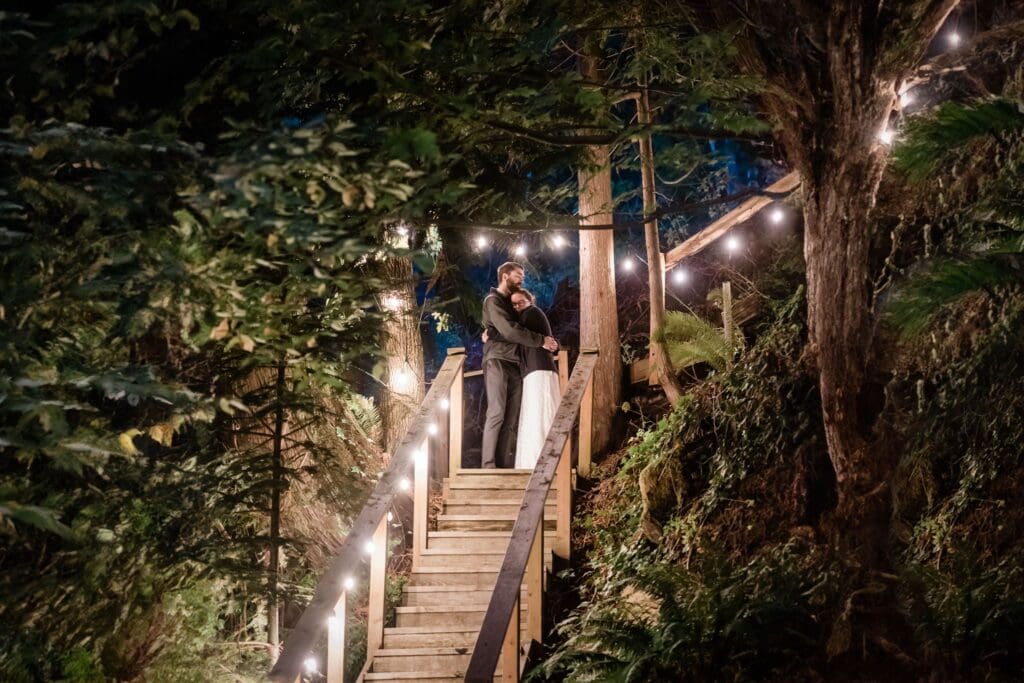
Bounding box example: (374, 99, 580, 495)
(408, 567, 500, 586)
(443, 500, 557, 517)
(370, 647, 505, 675)
(444, 470, 533, 489)
(383, 626, 479, 649)
(426, 530, 557, 552)
(416, 548, 506, 569)
(363, 673, 503, 682)
(443, 486, 556, 503)
(437, 514, 558, 532)
(403, 584, 528, 607)
(395, 604, 531, 629)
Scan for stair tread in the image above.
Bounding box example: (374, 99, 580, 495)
(373, 647, 475, 656)
(419, 547, 508, 556)
(427, 530, 555, 537)
(385, 625, 480, 633)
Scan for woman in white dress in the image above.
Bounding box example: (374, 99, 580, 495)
(509, 290, 561, 470)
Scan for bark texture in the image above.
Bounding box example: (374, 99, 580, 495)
(578, 56, 622, 455)
(731, 1, 959, 560)
(637, 80, 684, 405)
(380, 253, 425, 455)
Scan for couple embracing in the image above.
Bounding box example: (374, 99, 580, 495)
(480, 261, 561, 470)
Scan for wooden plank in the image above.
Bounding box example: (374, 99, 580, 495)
(413, 435, 428, 563)
(465, 350, 599, 683)
(578, 354, 595, 479)
(501, 597, 520, 682)
(663, 172, 800, 271)
(367, 515, 387, 661)
(526, 526, 543, 647)
(326, 590, 345, 683)
(556, 348, 571, 559)
(269, 352, 465, 682)
(448, 349, 464, 478)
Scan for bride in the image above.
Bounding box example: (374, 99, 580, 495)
(508, 289, 561, 470)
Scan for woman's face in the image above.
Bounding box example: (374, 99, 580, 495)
(511, 293, 531, 312)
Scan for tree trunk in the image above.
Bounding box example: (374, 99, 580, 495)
(267, 362, 286, 662)
(637, 79, 684, 405)
(380, 253, 425, 455)
(578, 53, 622, 455)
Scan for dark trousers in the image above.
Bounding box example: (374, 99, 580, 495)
(481, 358, 522, 468)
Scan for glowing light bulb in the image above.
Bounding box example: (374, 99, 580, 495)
(552, 234, 566, 248)
(878, 128, 896, 146)
(387, 511, 393, 522)
(514, 243, 527, 257)
(304, 656, 318, 673)
(364, 540, 375, 555)
(474, 235, 488, 249)
(948, 31, 961, 47)
(621, 257, 634, 272)
(769, 206, 785, 225)
(395, 224, 409, 237)
(382, 294, 402, 311)
(439, 397, 450, 411)
(398, 477, 410, 492)
(672, 269, 689, 285)
(343, 576, 355, 590)
(427, 422, 438, 436)
(391, 368, 414, 393)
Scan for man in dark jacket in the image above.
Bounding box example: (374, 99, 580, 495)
(480, 262, 557, 468)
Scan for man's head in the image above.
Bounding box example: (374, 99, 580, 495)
(511, 289, 534, 313)
(496, 261, 525, 293)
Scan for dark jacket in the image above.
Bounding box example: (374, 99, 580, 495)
(518, 305, 557, 376)
(482, 288, 544, 364)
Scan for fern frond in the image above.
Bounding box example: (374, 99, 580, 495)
(894, 98, 1024, 182)
(654, 311, 744, 373)
(886, 255, 1021, 337)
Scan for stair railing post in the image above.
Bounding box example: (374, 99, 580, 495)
(367, 514, 388, 663)
(413, 437, 429, 564)
(448, 348, 465, 477)
(578, 349, 596, 479)
(326, 590, 346, 683)
(526, 524, 543, 647)
(502, 596, 521, 682)
(555, 348, 572, 560)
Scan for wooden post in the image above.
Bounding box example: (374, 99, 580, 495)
(326, 591, 346, 683)
(502, 596, 521, 682)
(448, 348, 465, 476)
(648, 251, 665, 387)
(578, 351, 596, 479)
(413, 436, 428, 563)
(555, 349, 571, 559)
(367, 515, 387, 661)
(722, 281, 734, 369)
(526, 525, 543, 646)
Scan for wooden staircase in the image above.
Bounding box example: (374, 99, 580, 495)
(269, 348, 597, 683)
(363, 470, 556, 682)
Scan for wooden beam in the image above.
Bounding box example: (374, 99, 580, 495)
(663, 172, 800, 271)
(367, 515, 387, 662)
(326, 592, 345, 683)
(413, 436, 428, 563)
(448, 349, 464, 477)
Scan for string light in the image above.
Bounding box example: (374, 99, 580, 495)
(364, 540, 375, 555)
(878, 128, 896, 146)
(552, 234, 566, 248)
(514, 243, 527, 257)
(381, 294, 402, 311)
(725, 236, 741, 253)
(387, 511, 394, 522)
(304, 657, 318, 673)
(769, 206, 785, 225)
(427, 422, 438, 436)
(672, 268, 689, 285)
(390, 368, 415, 393)
(474, 235, 488, 250)
(398, 477, 410, 492)
(395, 224, 409, 237)
(343, 576, 355, 590)
(439, 397, 450, 411)
(947, 31, 961, 48)
(620, 256, 634, 272)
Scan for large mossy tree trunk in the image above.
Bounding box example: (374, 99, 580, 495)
(578, 53, 622, 456)
(380, 253, 425, 455)
(731, 0, 960, 569)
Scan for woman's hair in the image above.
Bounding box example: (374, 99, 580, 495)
(515, 288, 535, 304)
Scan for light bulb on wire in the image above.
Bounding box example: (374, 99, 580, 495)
(304, 657, 318, 674)
(474, 235, 488, 250)
(769, 206, 785, 225)
(620, 257, 634, 272)
(947, 31, 961, 48)
(878, 128, 896, 146)
(552, 234, 566, 249)
(514, 243, 527, 257)
(899, 90, 914, 108)
(672, 269, 689, 285)
(725, 236, 741, 254)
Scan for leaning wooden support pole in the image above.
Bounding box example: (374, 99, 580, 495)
(326, 591, 346, 683)
(578, 374, 594, 479)
(413, 436, 428, 563)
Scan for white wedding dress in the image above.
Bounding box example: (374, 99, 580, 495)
(514, 369, 562, 469)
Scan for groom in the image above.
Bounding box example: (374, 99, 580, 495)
(480, 262, 558, 468)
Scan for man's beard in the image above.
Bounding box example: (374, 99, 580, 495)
(506, 281, 521, 293)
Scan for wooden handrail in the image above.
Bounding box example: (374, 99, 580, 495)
(269, 348, 467, 682)
(464, 349, 599, 683)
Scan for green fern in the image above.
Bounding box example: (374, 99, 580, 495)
(654, 311, 744, 373)
(894, 98, 1024, 183)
